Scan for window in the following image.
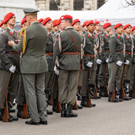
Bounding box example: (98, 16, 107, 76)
(50, 0, 60, 10)
(97, 0, 105, 9)
(74, 0, 84, 10)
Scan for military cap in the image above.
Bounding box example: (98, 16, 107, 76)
(0, 20, 4, 27)
(95, 21, 100, 25)
(38, 18, 43, 23)
(42, 17, 52, 26)
(3, 12, 15, 24)
(82, 21, 88, 27)
(23, 8, 39, 17)
(57, 19, 61, 25)
(21, 17, 27, 26)
(53, 19, 58, 27)
(132, 26, 135, 32)
(123, 24, 131, 30)
(103, 22, 111, 29)
(114, 23, 123, 29)
(86, 20, 94, 26)
(72, 19, 80, 26)
(60, 15, 73, 20)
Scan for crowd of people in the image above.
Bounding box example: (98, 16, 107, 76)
(0, 8, 135, 125)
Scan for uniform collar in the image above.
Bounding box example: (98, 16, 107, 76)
(65, 26, 73, 30)
(88, 32, 93, 37)
(7, 27, 15, 33)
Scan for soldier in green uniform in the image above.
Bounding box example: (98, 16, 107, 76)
(81, 20, 96, 107)
(98, 22, 112, 97)
(8, 8, 48, 125)
(0, 12, 19, 122)
(53, 14, 81, 117)
(122, 24, 133, 100)
(129, 26, 135, 97)
(42, 17, 55, 114)
(108, 23, 124, 102)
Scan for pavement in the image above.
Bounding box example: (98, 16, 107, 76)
(0, 98, 135, 135)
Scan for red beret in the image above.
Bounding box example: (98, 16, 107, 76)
(53, 19, 58, 27)
(21, 18, 27, 26)
(123, 24, 131, 30)
(0, 20, 4, 27)
(60, 15, 73, 20)
(38, 18, 43, 23)
(57, 19, 61, 25)
(3, 12, 15, 24)
(42, 17, 52, 26)
(114, 23, 123, 29)
(86, 20, 94, 26)
(132, 26, 135, 32)
(82, 21, 88, 27)
(103, 22, 111, 29)
(72, 19, 80, 26)
(95, 21, 100, 25)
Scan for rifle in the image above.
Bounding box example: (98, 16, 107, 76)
(2, 73, 11, 122)
(22, 101, 29, 119)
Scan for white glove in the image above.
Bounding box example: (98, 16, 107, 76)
(54, 68, 59, 75)
(125, 60, 130, 65)
(87, 62, 93, 68)
(116, 61, 123, 66)
(96, 59, 102, 64)
(9, 65, 16, 73)
(106, 59, 109, 63)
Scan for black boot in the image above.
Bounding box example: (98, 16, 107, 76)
(61, 104, 67, 117)
(99, 86, 106, 97)
(81, 96, 88, 107)
(66, 104, 78, 117)
(129, 91, 133, 98)
(77, 86, 82, 100)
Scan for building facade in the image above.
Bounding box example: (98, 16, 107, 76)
(35, 0, 108, 11)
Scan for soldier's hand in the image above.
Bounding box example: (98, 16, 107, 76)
(106, 59, 109, 63)
(8, 40, 15, 47)
(9, 65, 16, 73)
(96, 59, 102, 64)
(116, 61, 123, 66)
(125, 60, 130, 65)
(87, 62, 93, 68)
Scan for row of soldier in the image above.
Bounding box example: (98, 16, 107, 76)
(0, 9, 135, 125)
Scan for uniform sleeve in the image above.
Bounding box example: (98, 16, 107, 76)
(109, 36, 117, 63)
(12, 36, 23, 52)
(0, 34, 12, 70)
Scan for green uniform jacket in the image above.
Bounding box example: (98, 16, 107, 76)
(53, 27, 81, 70)
(13, 22, 48, 74)
(108, 33, 124, 63)
(101, 33, 110, 63)
(83, 32, 96, 70)
(0, 28, 20, 72)
(123, 34, 133, 64)
(45, 33, 54, 71)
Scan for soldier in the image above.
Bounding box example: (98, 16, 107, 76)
(0, 20, 7, 32)
(52, 19, 59, 35)
(72, 19, 83, 100)
(53, 14, 81, 117)
(81, 20, 96, 107)
(122, 24, 133, 100)
(98, 22, 112, 97)
(8, 8, 48, 125)
(0, 12, 19, 122)
(42, 17, 55, 114)
(108, 23, 124, 102)
(82, 21, 88, 35)
(130, 26, 135, 98)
